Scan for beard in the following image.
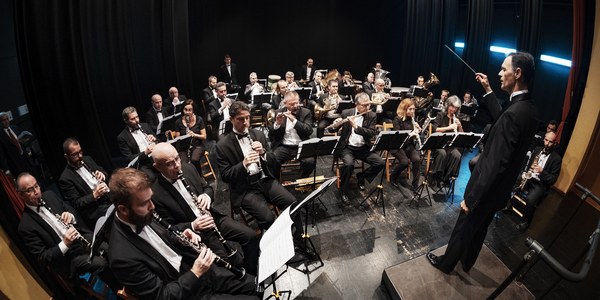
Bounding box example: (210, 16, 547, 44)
(129, 208, 154, 228)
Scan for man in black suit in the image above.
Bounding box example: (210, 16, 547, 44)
(165, 87, 187, 116)
(107, 168, 258, 299)
(208, 82, 233, 140)
(362, 72, 375, 96)
(270, 80, 288, 109)
(145, 94, 171, 137)
(116, 106, 156, 175)
(514, 131, 562, 231)
(299, 57, 315, 82)
(0, 112, 32, 177)
(219, 54, 238, 86)
(269, 91, 315, 178)
(151, 142, 260, 275)
(215, 101, 304, 238)
(327, 92, 384, 203)
(58, 138, 111, 229)
(427, 52, 538, 274)
(317, 79, 344, 138)
(17, 173, 117, 291)
(201, 76, 218, 103)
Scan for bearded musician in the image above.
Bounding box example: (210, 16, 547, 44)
(390, 99, 422, 191)
(430, 95, 463, 188)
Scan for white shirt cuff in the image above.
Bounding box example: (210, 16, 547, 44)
(59, 241, 69, 254)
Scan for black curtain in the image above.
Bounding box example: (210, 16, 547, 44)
(460, 0, 493, 95)
(14, 0, 192, 180)
(517, 0, 542, 58)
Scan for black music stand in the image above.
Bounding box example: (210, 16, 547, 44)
(358, 130, 410, 217)
(460, 105, 478, 118)
(439, 132, 483, 203)
(408, 85, 428, 98)
(218, 120, 232, 136)
(409, 132, 455, 208)
(295, 88, 312, 102)
(339, 85, 356, 99)
(335, 101, 355, 114)
(252, 93, 273, 109)
(380, 97, 400, 120)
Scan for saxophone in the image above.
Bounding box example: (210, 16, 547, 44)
(518, 152, 541, 190)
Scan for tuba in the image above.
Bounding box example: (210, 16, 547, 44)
(415, 72, 439, 109)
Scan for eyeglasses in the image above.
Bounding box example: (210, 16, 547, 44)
(358, 103, 371, 107)
(20, 183, 40, 194)
(68, 150, 84, 158)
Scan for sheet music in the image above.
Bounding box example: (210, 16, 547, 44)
(257, 207, 295, 283)
(166, 134, 191, 144)
(290, 177, 336, 216)
(89, 204, 115, 259)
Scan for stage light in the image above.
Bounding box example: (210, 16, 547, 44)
(454, 42, 465, 48)
(489, 46, 516, 55)
(540, 54, 572, 67)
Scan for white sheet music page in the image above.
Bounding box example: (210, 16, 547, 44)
(257, 206, 294, 283)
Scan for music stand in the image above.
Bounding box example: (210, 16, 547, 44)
(409, 132, 455, 208)
(295, 87, 312, 102)
(408, 85, 428, 98)
(219, 120, 232, 136)
(339, 85, 357, 99)
(381, 97, 400, 119)
(335, 101, 355, 114)
(358, 130, 410, 217)
(460, 105, 478, 118)
(441, 132, 483, 203)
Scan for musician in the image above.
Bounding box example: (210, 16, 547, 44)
(459, 91, 478, 132)
(432, 89, 450, 111)
(362, 72, 375, 96)
(300, 57, 315, 82)
(165, 87, 187, 116)
(430, 96, 463, 187)
(117, 106, 156, 175)
(414, 75, 435, 122)
(107, 168, 259, 299)
(270, 80, 288, 109)
(268, 91, 315, 178)
(243, 72, 265, 101)
(208, 82, 233, 140)
(531, 119, 558, 150)
(514, 132, 561, 231)
(390, 99, 422, 191)
(201, 75, 218, 105)
(427, 52, 538, 274)
(285, 71, 300, 90)
(372, 78, 392, 123)
(173, 100, 207, 173)
(215, 101, 307, 249)
(151, 143, 260, 275)
(218, 54, 239, 86)
(145, 94, 170, 138)
(58, 138, 111, 228)
(341, 71, 354, 87)
(17, 173, 118, 292)
(316, 79, 343, 138)
(309, 72, 325, 100)
(328, 92, 384, 203)
(0, 112, 34, 177)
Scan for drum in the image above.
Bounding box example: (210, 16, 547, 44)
(267, 75, 281, 92)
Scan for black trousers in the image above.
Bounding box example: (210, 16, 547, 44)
(273, 144, 316, 178)
(390, 146, 421, 188)
(522, 181, 547, 223)
(432, 147, 462, 181)
(339, 145, 384, 193)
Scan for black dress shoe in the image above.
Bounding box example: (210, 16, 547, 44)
(341, 193, 350, 204)
(426, 252, 450, 274)
(516, 222, 530, 232)
(391, 180, 400, 189)
(357, 172, 366, 190)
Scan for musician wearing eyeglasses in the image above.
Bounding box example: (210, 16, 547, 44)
(107, 168, 259, 300)
(17, 173, 118, 293)
(390, 99, 422, 191)
(151, 142, 260, 275)
(284, 71, 300, 91)
(243, 72, 265, 102)
(430, 96, 463, 188)
(372, 78, 393, 124)
(328, 93, 384, 204)
(269, 91, 315, 178)
(58, 138, 111, 228)
(117, 106, 156, 176)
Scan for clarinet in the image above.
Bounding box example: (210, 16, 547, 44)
(184, 115, 194, 163)
(80, 161, 110, 194)
(138, 124, 155, 148)
(177, 171, 238, 258)
(152, 212, 246, 279)
(245, 133, 264, 175)
(38, 198, 91, 248)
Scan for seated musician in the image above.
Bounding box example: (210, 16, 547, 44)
(299, 57, 315, 82)
(513, 132, 562, 231)
(117, 106, 156, 177)
(171, 100, 207, 175)
(390, 99, 422, 191)
(270, 80, 288, 109)
(362, 72, 375, 96)
(151, 142, 260, 275)
(208, 82, 233, 140)
(17, 173, 119, 293)
(243, 72, 265, 103)
(215, 101, 311, 257)
(165, 87, 187, 117)
(201, 76, 218, 110)
(307, 71, 325, 116)
(284, 71, 300, 91)
(58, 138, 111, 229)
(430, 95, 463, 188)
(268, 91, 315, 179)
(107, 168, 259, 300)
(327, 93, 384, 203)
(145, 94, 171, 139)
(316, 79, 343, 138)
(372, 78, 393, 124)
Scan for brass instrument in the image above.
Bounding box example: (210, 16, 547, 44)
(266, 109, 277, 127)
(152, 212, 246, 279)
(370, 91, 390, 106)
(415, 72, 440, 109)
(267, 75, 281, 92)
(314, 94, 341, 120)
(177, 171, 237, 258)
(324, 111, 368, 131)
(38, 198, 91, 248)
(321, 69, 340, 92)
(517, 151, 541, 190)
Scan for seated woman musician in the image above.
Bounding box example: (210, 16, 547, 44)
(390, 98, 422, 191)
(172, 99, 207, 173)
(430, 95, 463, 188)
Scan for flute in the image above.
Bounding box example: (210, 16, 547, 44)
(325, 111, 368, 130)
(177, 171, 238, 258)
(38, 198, 91, 248)
(152, 212, 246, 279)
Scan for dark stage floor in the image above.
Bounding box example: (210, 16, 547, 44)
(201, 134, 596, 300)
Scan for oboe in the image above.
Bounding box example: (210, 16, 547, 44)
(38, 198, 91, 248)
(177, 171, 238, 258)
(152, 212, 246, 279)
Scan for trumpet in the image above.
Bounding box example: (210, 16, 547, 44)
(325, 111, 368, 131)
(152, 212, 246, 279)
(177, 171, 237, 258)
(38, 198, 91, 248)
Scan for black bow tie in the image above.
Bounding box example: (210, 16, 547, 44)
(130, 127, 140, 132)
(135, 226, 144, 234)
(234, 132, 249, 139)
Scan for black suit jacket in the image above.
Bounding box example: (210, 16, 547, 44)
(464, 92, 537, 212)
(0, 125, 30, 175)
(362, 82, 375, 96)
(329, 108, 378, 157)
(528, 147, 562, 188)
(165, 95, 187, 116)
(271, 93, 284, 109)
(145, 107, 171, 135)
(308, 81, 323, 100)
(219, 63, 238, 85)
(117, 123, 154, 163)
(152, 163, 217, 232)
(58, 156, 111, 228)
(300, 64, 315, 81)
(201, 87, 215, 103)
(215, 129, 278, 208)
(268, 107, 313, 149)
(18, 191, 91, 277)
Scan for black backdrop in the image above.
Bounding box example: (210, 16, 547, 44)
(13, 0, 575, 180)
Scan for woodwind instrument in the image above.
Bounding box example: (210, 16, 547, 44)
(152, 212, 246, 279)
(411, 118, 423, 151)
(451, 114, 459, 133)
(324, 111, 368, 131)
(81, 161, 110, 194)
(184, 115, 194, 163)
(245, 133, 264, 175)
(177, 170, 237, 258)
(137, 124, 155, 148)
(38, 198, 91, 248)
(517, 151, 541, 190)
